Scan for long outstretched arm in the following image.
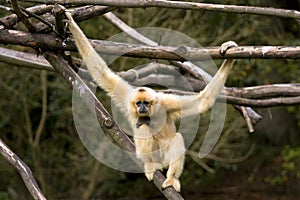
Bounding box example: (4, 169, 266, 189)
(65, 12, 134, 110)
(161, 41, 237, 119)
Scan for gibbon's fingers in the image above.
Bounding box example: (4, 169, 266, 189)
(65, 12, 134, 110)
(220, 41, 238, 55)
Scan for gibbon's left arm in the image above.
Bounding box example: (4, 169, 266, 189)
(160, 41, 237, 119)
(65, 12, 134, 111)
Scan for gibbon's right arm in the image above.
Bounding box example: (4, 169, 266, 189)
(66, 12, 134, 110)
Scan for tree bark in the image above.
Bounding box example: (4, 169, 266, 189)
(18, 0, 300, 19)
(0, 29, 299, 59)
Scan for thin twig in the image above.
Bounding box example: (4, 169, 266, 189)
(240, 106, 254, 133)
(0, 138, 47, 200)
(34, 70, 48, 147)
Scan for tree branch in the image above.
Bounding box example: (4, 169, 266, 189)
(10, 0, 36, 32)
(0, 4, 53, 28)
(223, 95, 300, 107)
(225, 84, 300, 98)
(0, 28, 299, 59)
(18, 0, 300, 19)
(0, 138, 47, 200)
(0, 47, 53, 71)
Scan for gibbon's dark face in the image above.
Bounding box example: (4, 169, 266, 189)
(135, 100, 150, 116)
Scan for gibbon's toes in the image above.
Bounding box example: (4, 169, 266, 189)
(144, 162, 163, 181)
(145, 172, 154, 181)
(162, 177, 181, 192)
(220, 41, 238, 55)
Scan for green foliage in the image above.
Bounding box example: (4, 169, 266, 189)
(0, 192, 11, 200)
(265, 146, 300, 186)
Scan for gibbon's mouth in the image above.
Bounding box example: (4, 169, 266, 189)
(136, 116, 151, 128)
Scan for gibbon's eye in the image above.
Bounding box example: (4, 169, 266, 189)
(143, 101, 150, 107)
(136, 101, 142, 106)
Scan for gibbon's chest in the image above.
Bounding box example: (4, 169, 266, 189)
(133, 114, 176, 140)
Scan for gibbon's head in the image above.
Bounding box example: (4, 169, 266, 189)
(130, 87, 158, 117)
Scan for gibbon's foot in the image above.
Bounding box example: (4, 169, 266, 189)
(220, 41, 238, 55)
(144, 162, 163, 181)
(162, 177, 181, 192)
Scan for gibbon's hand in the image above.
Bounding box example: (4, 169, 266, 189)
(220, 41, 238, 55)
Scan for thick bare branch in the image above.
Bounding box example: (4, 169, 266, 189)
(19, 0, 300, 19)
(0, 47, 53, 70)
(223, 95, 300, 107)
(225, 84, 300, 98)
(0, 29, 299, 59)
(0, 138, 47, 200)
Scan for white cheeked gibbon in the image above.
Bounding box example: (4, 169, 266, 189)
(66, 12, 237, 192)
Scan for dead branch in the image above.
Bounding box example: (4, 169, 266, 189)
(0, 4, 53, 28)
(0, 138, 47, 200)
(18, 0, 300, 19)
(240, 106, 254, 133)
(0, 47, 53, 71)
(225, 84, 300, 98)
(35, 6, 115, 32)
(0, 4, 114, 32)
(0, 28, 299, 59)
(10, 0, 36, 32)
(223, 95, 300, 107)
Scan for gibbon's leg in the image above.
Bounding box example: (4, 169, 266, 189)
(161, 133, 185, 192)
(160, 41, 238, 118)
(134, 126, 162, 181)
(65, 12, 133, 110)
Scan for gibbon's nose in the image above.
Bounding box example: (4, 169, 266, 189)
(138, 106, 148, 115)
